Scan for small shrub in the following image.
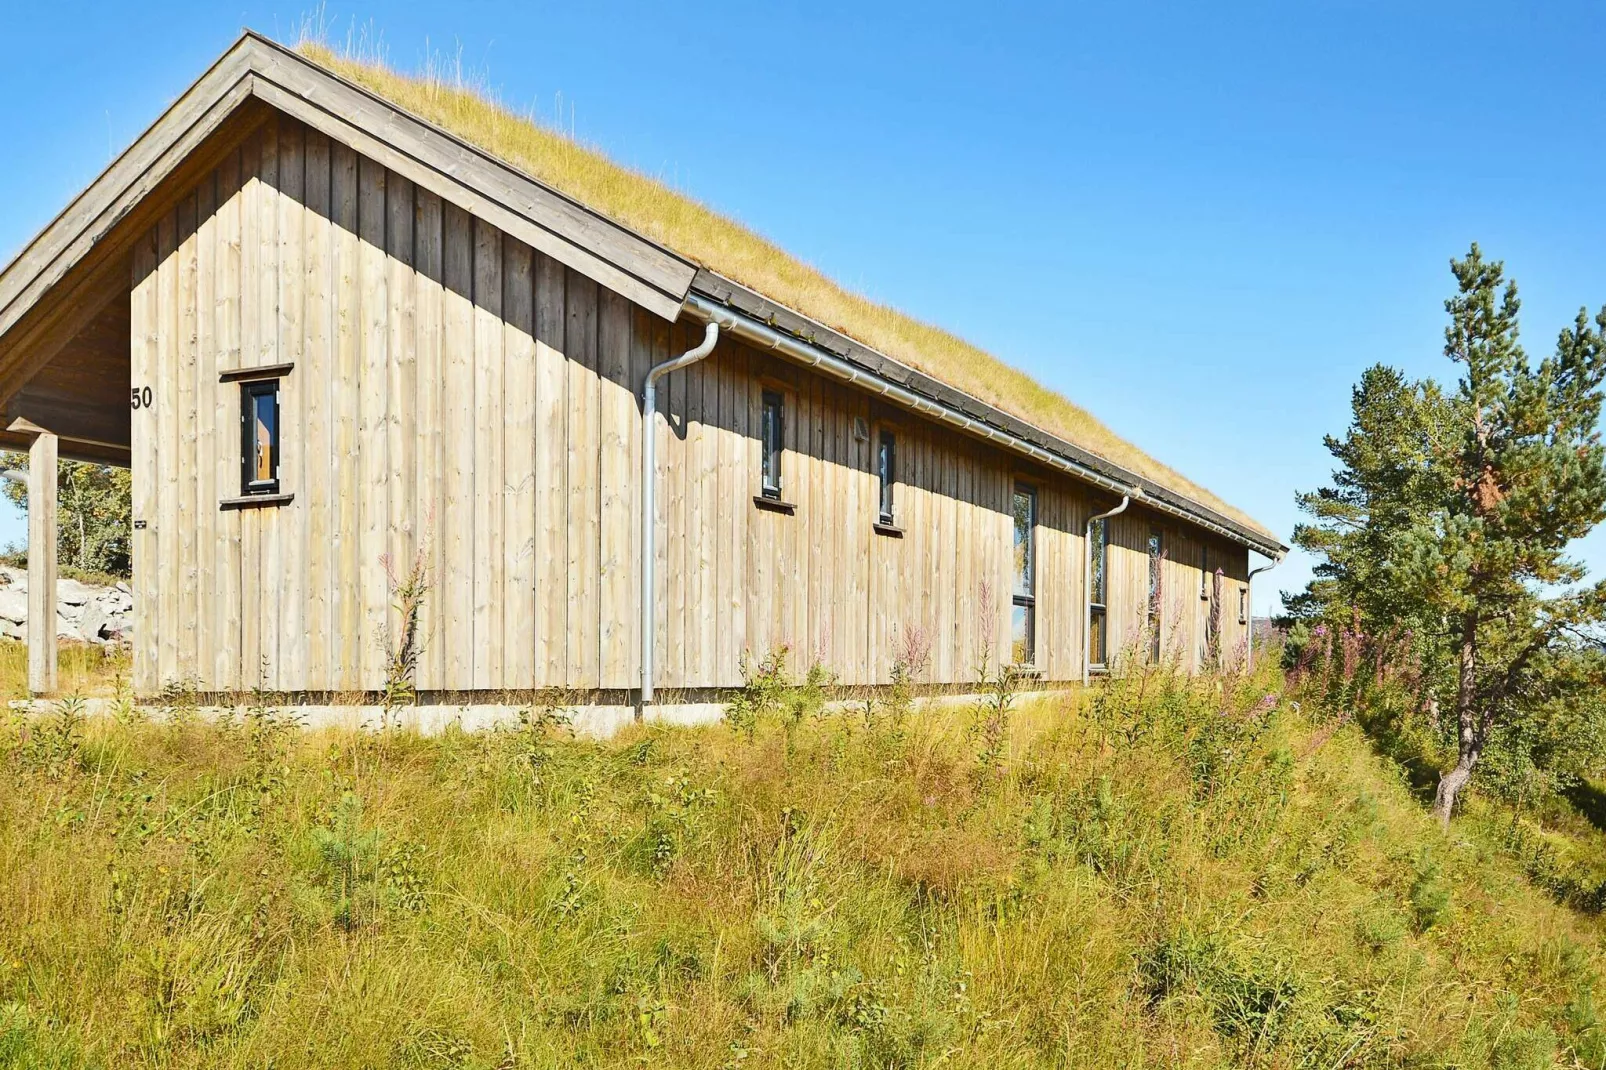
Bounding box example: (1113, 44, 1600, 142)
(726, 647, 792, 741)
(1492, 1022, 1559, 1070)
(309, 792, 384, 930)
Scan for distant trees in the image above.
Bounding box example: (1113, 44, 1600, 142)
(0, 452, 132, 578)
(1287, 245, 1606, 826)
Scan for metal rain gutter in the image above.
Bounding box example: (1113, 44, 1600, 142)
(680, 293, 1276, 557)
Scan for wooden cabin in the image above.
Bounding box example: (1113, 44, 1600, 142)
(0, 34, 1284, 711)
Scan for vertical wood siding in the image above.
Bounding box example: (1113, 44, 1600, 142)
(127, 112, 1253, 696)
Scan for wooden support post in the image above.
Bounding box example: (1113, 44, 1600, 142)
(11, 419, 57, 695)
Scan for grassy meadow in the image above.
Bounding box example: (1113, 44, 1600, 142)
(3, 648, 1606, 1067)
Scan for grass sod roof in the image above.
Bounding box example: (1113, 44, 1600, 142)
(298, 42, 1277, 543)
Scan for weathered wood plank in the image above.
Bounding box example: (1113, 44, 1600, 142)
(712, 349, 735, 685)
(533, 252, 567, 687)
(439, 202, 475, 690)
(645, 311, 672, 689)
(174, 191, 199, 685)
(214, 149, 243, 693)
(471, 218, 504, 689)
(254, 118, 281, 689)
(301, 130, 332, 691)
(564, 271, 600, 688)
(502, 238, 536, 691)
(386, 171, 416, 691)
(193, 167, 217, 687)
(155, 206, 180, 688)
(130, 227, 157, 693)
(685, 346, 711, 684)
(597, 287, 634, 688)
(275, 119, 305, 692)
(665, 323, 689, 686)
(356, 154, 388, 691)
(412, 189, 444, 692)
(330, 140, 362, 690)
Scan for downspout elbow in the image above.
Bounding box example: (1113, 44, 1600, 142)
(641, 321, 720, 707)
(1083, 491, 1137, 687)
(1244, 551, 1285, 672)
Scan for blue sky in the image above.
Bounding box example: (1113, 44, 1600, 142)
(2, 1, 1603, 614)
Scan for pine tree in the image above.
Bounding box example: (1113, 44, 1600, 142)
(1290, 245, 1606, 826)
(1404, 245, 1606, 825)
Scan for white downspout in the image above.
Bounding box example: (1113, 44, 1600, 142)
(1083, 493, 1135, 687)
(1245, 554, 1284, 671)
(641, 321, 720, 706)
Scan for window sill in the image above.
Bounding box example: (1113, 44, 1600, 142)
(872, 521, 904, 538)
(753, 495, 796, 515)
(220, 492, 294, 511)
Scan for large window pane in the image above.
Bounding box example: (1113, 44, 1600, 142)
(1011, 603, 1033, 667)
(1013, 487, 1035, 596)
(1012, 484, 1036, 666)
(1147, 529, 1163, 662)
(877, 431, 896, 523)
(240, 378, 280, 495)
(761, 391, 783, 498)
(1089, 517, 1106, 605)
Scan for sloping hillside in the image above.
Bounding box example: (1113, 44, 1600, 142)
(2, 664, 1604, 1066)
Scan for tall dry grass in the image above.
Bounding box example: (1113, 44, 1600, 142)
(289, 31, 1272, 540)
(3, 652, 1606, 1065)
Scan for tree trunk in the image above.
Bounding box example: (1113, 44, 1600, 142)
(1435, 610, 1482, 831)
(1433, 754, 1476, 830)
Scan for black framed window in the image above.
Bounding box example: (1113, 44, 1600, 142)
(1147, 529, 1164, 663)
(240, 379, 281, 495)
(760, 390, 783, 500)
(1011, 484, 1036, 667)
(877, 430, 896, 524)
(1200, 546, 1210, 600)
(1089, 516, 1109, 669)
(1239, 587, 1249, 626)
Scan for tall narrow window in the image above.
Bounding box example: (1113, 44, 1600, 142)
(1239, 586, 1249, 625)
(1199, 546, 1210, 600)
(760, 390, 783, 499)
(240, 379, 281, 495)
(1089, 516, 1109, 670)
(1147, 529, 1164, 663)
(1012, 484, 1036, 667)
(877, 430, 896, 524)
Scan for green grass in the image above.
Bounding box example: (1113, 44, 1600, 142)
(3, 660, 1606, 1067)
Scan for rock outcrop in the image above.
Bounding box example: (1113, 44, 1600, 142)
(0, 567, 132, 645)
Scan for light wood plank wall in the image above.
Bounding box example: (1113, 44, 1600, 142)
(128, 112, 1251, 697)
